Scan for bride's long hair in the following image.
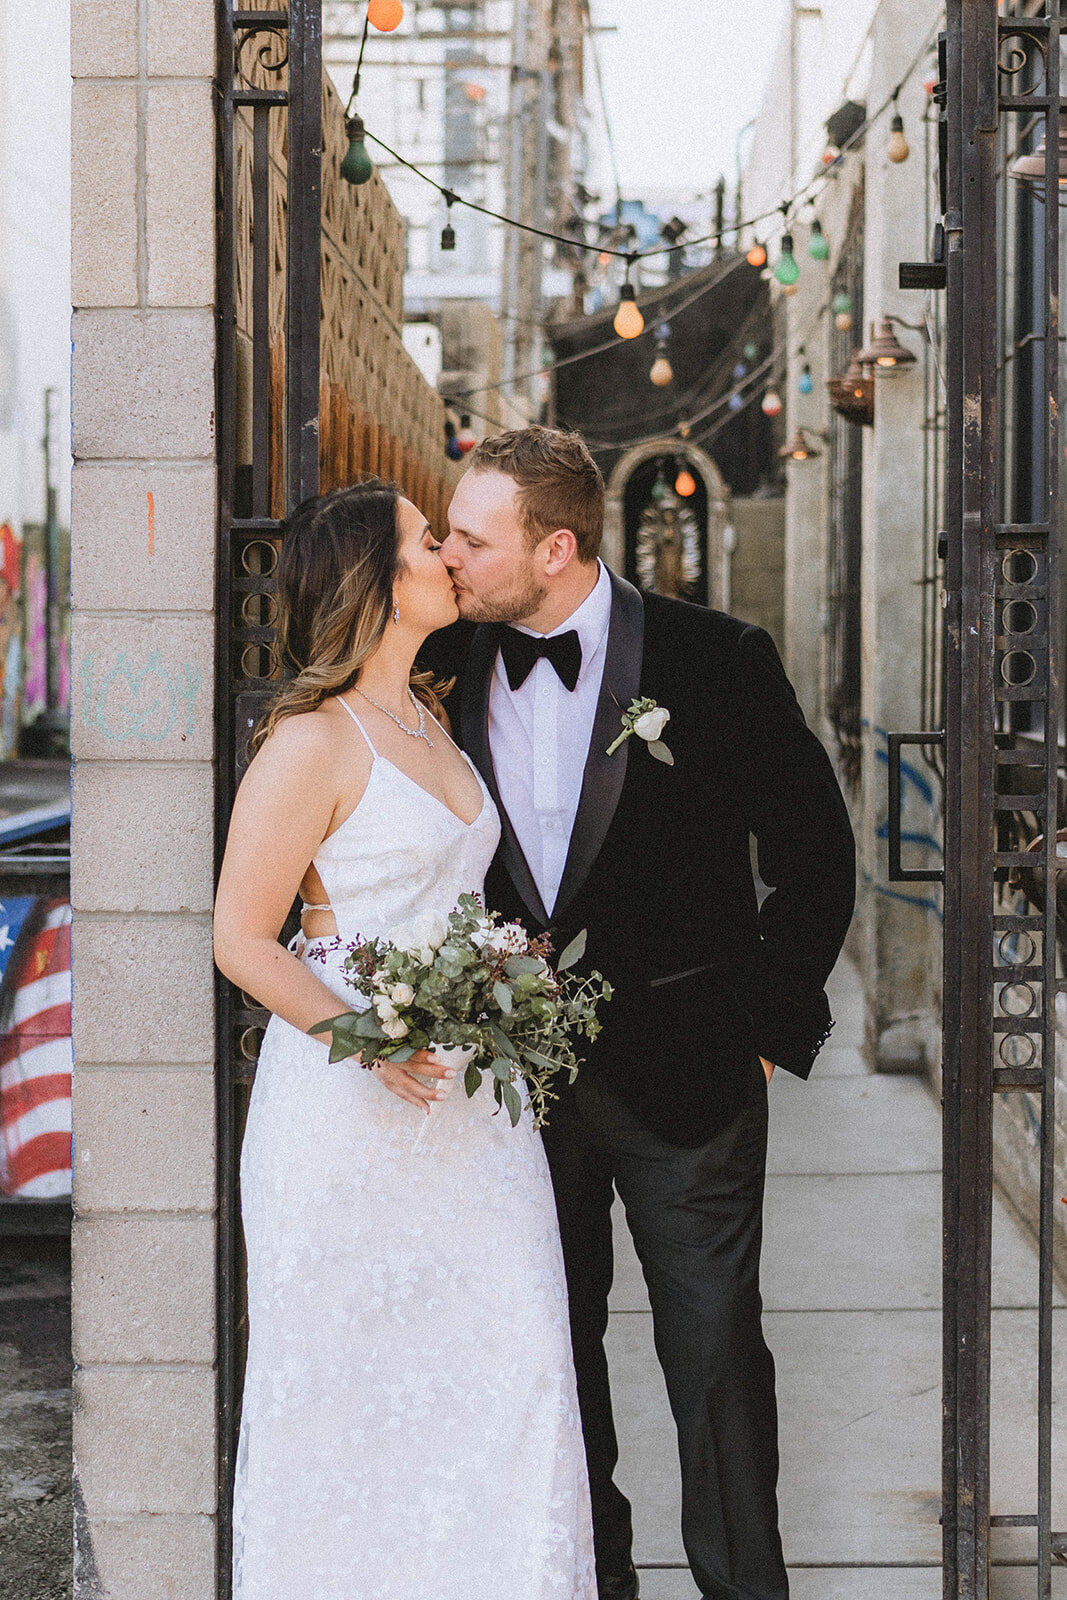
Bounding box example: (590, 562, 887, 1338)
(251, 478, 450, 755)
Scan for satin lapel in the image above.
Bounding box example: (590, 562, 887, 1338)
(460, 624, 551, 929)
(552, 572, 645, 923)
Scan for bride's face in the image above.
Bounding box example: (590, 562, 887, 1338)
(391, 497, 459, 633)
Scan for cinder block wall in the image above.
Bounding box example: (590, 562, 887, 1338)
(69, 2, 219, 1594)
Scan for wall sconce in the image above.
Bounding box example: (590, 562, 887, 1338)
(827, 353, 875, 426)
(856, 318, 918, 372)
(1009, 125, 1067, 192)
(778, 427, 827, 462)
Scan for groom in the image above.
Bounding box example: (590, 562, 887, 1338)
(422, 425, 855, 1600)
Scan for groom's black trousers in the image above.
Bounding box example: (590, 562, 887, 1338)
(541, 1060, 788, 1600)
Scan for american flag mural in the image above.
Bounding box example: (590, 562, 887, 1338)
(0, 895, 73, 1198)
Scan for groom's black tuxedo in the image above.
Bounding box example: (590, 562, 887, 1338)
(426, 570, 855, 1143)
(422, 570, 854, 1600)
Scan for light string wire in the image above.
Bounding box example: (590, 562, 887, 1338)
(359, 16, 943, 270)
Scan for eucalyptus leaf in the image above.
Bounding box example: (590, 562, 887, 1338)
(464, 1062, 482, 1098)
(493, 980, 514, 1014)
(647, 740, 674, 765)
(490, 1056, 511, 1081)
(309, 1013, 347, 1037)
(389, 1046, 415, 1063)
(523, 1046, 559, 1072)
(505, 955, 544, 977)
(489, 1023, 519, 1061)
(501, 1080, 522, 1127)
(556, 929, 587, 971)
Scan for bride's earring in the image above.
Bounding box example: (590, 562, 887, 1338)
(393, 603, 400, 626)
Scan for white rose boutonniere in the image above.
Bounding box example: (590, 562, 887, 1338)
(606, 696, 674, 765)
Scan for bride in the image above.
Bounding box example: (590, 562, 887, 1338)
(213, 479, 595, 1600)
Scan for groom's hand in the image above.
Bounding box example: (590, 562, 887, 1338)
(760, 1056, 776, 1084)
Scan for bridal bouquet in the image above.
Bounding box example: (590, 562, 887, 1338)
(310, 894, 611, 1129)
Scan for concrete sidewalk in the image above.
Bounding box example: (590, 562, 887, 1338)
(607, 953, 1067, 1600)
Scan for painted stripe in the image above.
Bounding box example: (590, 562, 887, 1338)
(0, 1072, 71, 1125)
(6, 1132, 72, 1194)
(0, 1037, 73, 1094)
(0, 1005, 72, 1068)
(3, 1095, 72, 1151)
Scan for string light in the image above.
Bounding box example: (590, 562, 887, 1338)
(614, 279, 644, 340)
(887, 94, 910, 163)
(775, 232, 800, 287)
(650, 323, 674, 386)
(832, 290, 853, 332)
(341, 113, 374, 186)
(367, 0, 404, 30)
(456, 415, 477, 453)
(799, 362, 814, 395)
(675, 467, 697, 497)
(761, 389, 783, 417)
(441, 191, 456, 251)
(743, 342, 759, 363)
(746, 242, 767, 268)
(808, 219, 830, 261)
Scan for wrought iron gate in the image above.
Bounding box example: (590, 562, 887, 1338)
(215, 4, 321, 1592)
(937, 3, 1061, 1594)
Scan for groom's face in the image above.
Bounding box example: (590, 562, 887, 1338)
(441, 469, 549, 624)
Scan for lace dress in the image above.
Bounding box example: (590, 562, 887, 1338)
(232, 700, 595, 1600)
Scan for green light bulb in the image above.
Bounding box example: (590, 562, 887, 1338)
(775, 233, 800, 286)
(832, 290, 852, 316)
(341, 115, 374, 186)
(808, 221, 830, 261)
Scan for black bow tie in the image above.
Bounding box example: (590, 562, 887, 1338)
(498, 627, 582, 693)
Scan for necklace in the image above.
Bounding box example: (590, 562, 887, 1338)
(353, 686, 434, 747)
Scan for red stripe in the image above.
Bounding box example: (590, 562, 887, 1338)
(0, 1005, 72, 1067)
(0, 1072, 71, 1124)
(5, 1131, 71, 1191)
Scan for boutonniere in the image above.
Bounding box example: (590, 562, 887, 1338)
(606, 697, 674, 765)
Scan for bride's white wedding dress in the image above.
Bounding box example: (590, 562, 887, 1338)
(232, 700, 595, 1600)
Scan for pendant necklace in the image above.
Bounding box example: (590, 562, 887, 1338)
(353, 686, 434, 747)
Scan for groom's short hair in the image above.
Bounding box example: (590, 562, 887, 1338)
(467, 425, 604, 563)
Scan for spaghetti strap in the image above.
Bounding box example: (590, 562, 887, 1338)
(337, 696, 379, 758)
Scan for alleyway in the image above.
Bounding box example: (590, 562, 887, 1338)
(610, 954, 1067, 1600)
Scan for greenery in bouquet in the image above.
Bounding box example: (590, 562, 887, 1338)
(309, 894, 612, 1128)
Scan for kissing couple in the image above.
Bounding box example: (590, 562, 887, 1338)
(214, 424, 856, 1600)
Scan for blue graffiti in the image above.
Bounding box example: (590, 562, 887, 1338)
(78, 651, 201, 743)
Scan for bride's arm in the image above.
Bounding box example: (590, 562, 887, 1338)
(213, 713, 358, 1036)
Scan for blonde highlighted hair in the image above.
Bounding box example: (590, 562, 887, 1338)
(251, 479, 450, 756)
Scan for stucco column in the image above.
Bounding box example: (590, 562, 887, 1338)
(858, 0, 942, 1072)
(69, 1, 219, 1594)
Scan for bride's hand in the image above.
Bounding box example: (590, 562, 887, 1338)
(369, 1050, 457, 1113)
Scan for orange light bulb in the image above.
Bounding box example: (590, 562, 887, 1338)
(368, 0, 404, 31)
(746, 242, 767, 268)
(674, 469, 696, 497)
(613, 284, 644, 339)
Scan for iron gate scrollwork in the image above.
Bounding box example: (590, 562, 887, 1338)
(940, 3, 1062, 1596)
(215, 4, 321, 1594)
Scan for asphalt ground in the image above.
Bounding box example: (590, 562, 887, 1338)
(0, 1235, 72, 1600)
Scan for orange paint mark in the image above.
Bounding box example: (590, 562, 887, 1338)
(147, 491, 155, 557)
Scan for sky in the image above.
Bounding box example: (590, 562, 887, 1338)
(587, 0, 791, 204)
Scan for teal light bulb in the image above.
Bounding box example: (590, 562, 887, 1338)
(831, 290, 853, 317)
(809, 220, 830, 261)
(775, 233, 800, 286)
(799, 364, 814, 395)
(341, 116, 374, 185)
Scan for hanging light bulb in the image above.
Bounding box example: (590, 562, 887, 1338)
(440, 192, 456, 251)
(887, 104, 910, 164)
(761, 389, 783, 417)
(341, 113, 374, 185)
(808, 219, 830, 261)
(456, 415, 477, 453)
(799, 362, 814, 395)
(678, 419, 692, 439)
(746, 241, 767, 268)
(774, 232, 800, 287)
(728, 392, 744, 413)
(743, 342, 758, 363)
(650, 347, 674, 387)
(655, 321, 671, 341)
(675, 467, 697, 497)
(831, 290, 853, 333)
(613, 281, 644, 339)
(733, 361, 748, 382)
(368, 0, 404, 30)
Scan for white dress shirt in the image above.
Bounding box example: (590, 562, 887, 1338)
(488, 561, 613, 916)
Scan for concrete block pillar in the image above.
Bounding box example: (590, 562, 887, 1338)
(857, 0, 943, 1072)
(70, 2, 219, 1594)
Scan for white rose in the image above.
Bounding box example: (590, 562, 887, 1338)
(388, 982, 415, 1006)
(374, 996, 399, 1024)
(633, 706, 670, 742)
(380, 1016, 409, 1040)
(409, 911, 448, 951)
